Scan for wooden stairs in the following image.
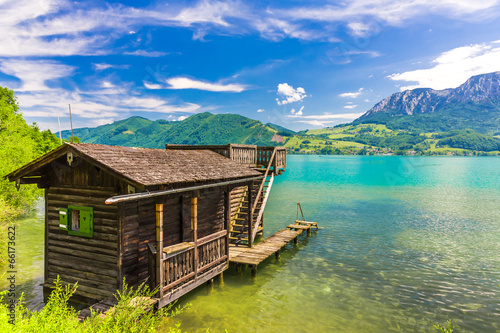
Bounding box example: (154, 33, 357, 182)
(228, 173, 274, 246)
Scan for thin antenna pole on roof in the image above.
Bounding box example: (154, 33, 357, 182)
(68, 104, 74, 143)
(57, 116, 62, 145)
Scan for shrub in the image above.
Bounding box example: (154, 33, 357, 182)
(0, 277, 185, 333)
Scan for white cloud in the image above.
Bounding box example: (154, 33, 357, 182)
(257, 108, 265, 112)
(289, 112, 365, 127)
(170, 0, 233, 27)
(0, 0, 119, 57)
(287, 113, 363, 127)
(119, 97, 200, 113)
(339, 88, 364, 98)
(347, 22, 373, 37)
(388, 42, 500, 90)
(0, 59, 75, 91)
(176, 115, 188, 121)
(296, 105, 304, 115)
(123, 50, 168, 57)
(296, 120, 326, 127)
(287, 113, 364, 120)
(344, 104, 358, 109)
(93, 63, 130, 71)
(276, 83, 307, 105)
(283, 0, 500, 27)
(101, 81, 115, 88)
(1, 0, 499, 59)
(253, 17, 322, 41)
(165, 77, 247, 92)
(0, 59, 204, 131)
(144, 82, 163, 89)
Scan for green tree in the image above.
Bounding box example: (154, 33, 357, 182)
(0, 87, 59, 219)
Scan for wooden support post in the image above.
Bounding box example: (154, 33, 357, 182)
(207, 279, 214, 287)
(43, 189, 49, 289)
(251, 265, 257, 277)
(117, 203, 124, 291)
(294, 236, 298, 245)
(224, 187, 231, 257)
(275, 249, 280, 260)
(191, 195, 198, 278)
(156, 203, 164, 299)
(307, 227, 312, 237)
(147, 243, 157, 292)
(247, 181, 253, 247)
(218, 272, 224, 285)
(236, 263, 242, 274)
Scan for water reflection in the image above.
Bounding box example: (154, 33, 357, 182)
(0, 200, 45, 310)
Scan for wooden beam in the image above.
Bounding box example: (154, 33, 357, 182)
(247, 181, 253, 247)
(224, 187, 231, 260)
(19, 177, 42, 184)
(196, 230, 227, 247)
(44, 189, 49, 287)
(117, 203, 124, 291)
(156, 203, 164, 299)
(191, 195, 198, 278)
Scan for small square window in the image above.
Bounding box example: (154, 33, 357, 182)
(67, 206, 93, 238)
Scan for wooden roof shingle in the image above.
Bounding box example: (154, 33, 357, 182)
(6, 143, 262, 187)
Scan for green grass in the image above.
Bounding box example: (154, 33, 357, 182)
(0, 277, 185, 333)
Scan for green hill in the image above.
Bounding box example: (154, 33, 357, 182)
(61, 112, 283, 148)
(60, 72, 500, 156)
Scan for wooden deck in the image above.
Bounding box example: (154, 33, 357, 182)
(229, 220, 319, 275)
(229, 229, 301, 265)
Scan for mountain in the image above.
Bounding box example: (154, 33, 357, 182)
(61, 112, 286, 148)
(265, 123, 296, 136)
(354, 72, 500, 135)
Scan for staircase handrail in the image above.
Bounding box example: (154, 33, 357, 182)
(249, 147, 276, 246)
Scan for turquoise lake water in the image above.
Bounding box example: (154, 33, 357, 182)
(2, 156, 500, 332)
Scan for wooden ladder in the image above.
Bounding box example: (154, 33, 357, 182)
(228, 185, 250, 245)
(286, 202, 319, 235)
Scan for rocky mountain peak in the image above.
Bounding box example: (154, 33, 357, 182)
(358, 72, 500, 120)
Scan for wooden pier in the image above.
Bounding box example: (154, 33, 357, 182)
(229, 220, 319, 275)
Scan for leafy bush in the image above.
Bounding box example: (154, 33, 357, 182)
(0, 277, 184, 333)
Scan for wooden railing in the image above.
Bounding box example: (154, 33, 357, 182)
(149, 230, 227, 294)
(274, 147, 287, 171)
(230, 144, 257, 166)
(165, 144, 286, 171)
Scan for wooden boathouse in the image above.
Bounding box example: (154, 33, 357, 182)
(6, 143, 287, 307)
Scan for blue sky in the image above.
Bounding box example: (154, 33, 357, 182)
(1, 0, 500, 132)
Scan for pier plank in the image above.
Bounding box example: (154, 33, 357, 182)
(229, 229, 303, 266)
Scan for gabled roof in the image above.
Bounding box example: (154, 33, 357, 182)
(6, 143, 262, 187)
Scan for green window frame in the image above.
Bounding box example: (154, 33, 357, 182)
(59, 208, 69, 230)
(62, 205, 94, 238)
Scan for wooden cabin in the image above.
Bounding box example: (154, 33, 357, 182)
(6, 143, 286, 307)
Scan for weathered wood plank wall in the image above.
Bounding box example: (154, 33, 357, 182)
(46, 156, 121, 301)
(120, 187, 227, 289)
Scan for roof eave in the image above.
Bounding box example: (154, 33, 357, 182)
(5, 143, 146, 189)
